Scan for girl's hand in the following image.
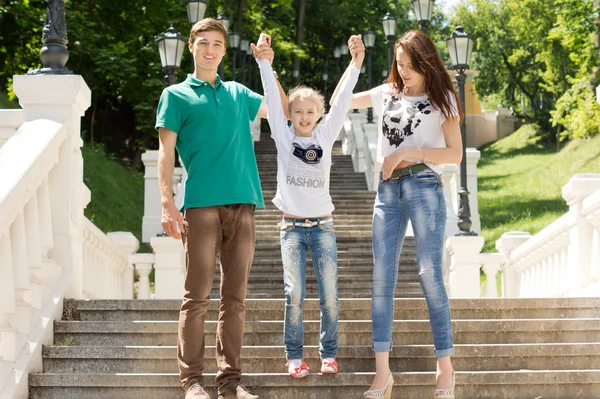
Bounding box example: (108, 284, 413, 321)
(348, 34, 365, 65)
(381, 148, 406, 180)
(251, 37, 274, 65)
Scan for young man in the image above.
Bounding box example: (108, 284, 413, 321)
(155, 19, 277, 399)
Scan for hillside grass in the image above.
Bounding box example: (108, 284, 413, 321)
(478, 125, 600, 252)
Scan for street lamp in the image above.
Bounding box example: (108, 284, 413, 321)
(186, 0, 209, 25)
(340, 43, 348, 65)
(382, 12, 397, 71)
(28, 0, 73, 75)
(228, 31, 240, 81)
(293, 68, 299, 85)
(240, 39, 249, 85)
(155, 26, 186, 86)
(246, 46, 254, 89)
(322, 70, 328, 112)
(216, 13, 229, 78)
(412, 0, 434, 34)
(382, 69, 388, 80)
(364, 30, 376, 123)
(446, 25, 475, 236)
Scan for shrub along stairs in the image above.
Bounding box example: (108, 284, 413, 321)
(29, 133, 600, 398)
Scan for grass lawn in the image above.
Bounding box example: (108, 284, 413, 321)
(82, 144, 147, 251)
(0, 92, 20, 109)
(478, 125, 600, 252)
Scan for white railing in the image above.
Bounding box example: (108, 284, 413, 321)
(82, 219, 138, 299)
(450, 174, 600, 299)
(0, 117, 71, 399)
(0, 74, 146, 398)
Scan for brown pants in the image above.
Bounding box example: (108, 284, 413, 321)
(179, 204, 256, 394)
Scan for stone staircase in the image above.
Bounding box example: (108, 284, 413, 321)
(29, 133, 600, 398)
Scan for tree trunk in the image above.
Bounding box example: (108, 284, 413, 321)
(235, 0, 246, 31)
(293, 0, 307, 84)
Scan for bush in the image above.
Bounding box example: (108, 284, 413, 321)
(552, 78, 600, 140)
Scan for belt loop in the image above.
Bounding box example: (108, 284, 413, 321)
(408, 165, 413, 176)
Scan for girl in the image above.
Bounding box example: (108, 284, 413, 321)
(252, 34, 364, 378)
(350, 30, 462, 399)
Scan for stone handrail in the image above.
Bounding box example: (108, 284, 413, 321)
(0, 118, 68, 398)
(0, 75, 142, 398)
(82, 219, 139, 299)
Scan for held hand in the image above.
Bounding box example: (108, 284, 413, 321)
(348, 34, 365, 65)
(381, 148, 406, 180)
(161, 201, 184, 240)
(251, 37, 274, 65)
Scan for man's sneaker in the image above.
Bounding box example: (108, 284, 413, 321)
(217, 384, 259, 399)
(287, 359, 310, 378)
(320, 358, 339, 374)
(185, 379, 211, 399)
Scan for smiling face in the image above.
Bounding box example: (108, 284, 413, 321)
(396, 46, 426, 95)
(290, 98, 320, 136)
(188, 30, 226, 73)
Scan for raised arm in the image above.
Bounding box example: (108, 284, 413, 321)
(320, 35, 363, 141)
(252, 35, 290, 139)
(330, 34, 365, 105)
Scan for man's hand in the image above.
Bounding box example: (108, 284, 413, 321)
(381, 148, 407, 180)
(161, 200, 184, 239)
(348, 34, 365, 65)
(251, 33, 274, 64)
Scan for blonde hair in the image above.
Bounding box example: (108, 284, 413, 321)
(288, 86, 325, 116)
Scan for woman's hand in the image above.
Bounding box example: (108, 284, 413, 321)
(381, 148, 407, 180)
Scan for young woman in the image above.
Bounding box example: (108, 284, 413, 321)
(252, 34, 364, 378)
(350, 30, 463, 399)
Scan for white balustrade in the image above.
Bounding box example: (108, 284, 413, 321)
(0, 109, 23, 148)
(151, 236, 185, 299)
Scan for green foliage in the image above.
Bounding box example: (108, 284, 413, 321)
(552, 78, 600, 140)
(1, 0, 459, 162)
(478, 124, 600, 252)
(454, 0, 599, 139)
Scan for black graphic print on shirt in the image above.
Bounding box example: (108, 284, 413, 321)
(382, 96, 432, 147)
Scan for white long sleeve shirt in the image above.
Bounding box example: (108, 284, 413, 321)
(257, 58, 360, 217)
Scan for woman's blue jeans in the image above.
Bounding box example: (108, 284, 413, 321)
(280, 217, 339, 360)
(371, 169, 454, 357)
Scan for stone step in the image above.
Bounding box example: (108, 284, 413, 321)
(29, 370, 600, 399)
(42, 343, 600, 374)
(70, 298, 600, 322)
(53, 318, 600, 346)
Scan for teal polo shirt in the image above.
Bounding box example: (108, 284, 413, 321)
(155, 74, 265, 209)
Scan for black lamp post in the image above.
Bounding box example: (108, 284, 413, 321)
(446, 25, 475, 236)
(28, 0, 72, 75)
(382, 69, 388, 81)
(333, 46, 341, 79)
(156, 26, 187, 86)
(293, 69, 299, 86)
(246, 46, 254, 89)
(228, 31, 240, 81)
(216, 13, 229, 78)
(340, 43, 348, 65)
(186, 0, 209, 25)
(411, 0, 434, 34)
(240, 39, 249, 85)
(322, 70, 328, 111)
(382, 12, 397, 71)
(364, 30, 376, 123)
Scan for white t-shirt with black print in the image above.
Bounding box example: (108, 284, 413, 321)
(370, 84, 459, 175)
(257, 58, 360, 217)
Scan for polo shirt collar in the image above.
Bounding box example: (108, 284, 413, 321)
(185, 73, 224, 88)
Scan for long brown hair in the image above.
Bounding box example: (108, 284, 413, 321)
(386, 30, 463, 121)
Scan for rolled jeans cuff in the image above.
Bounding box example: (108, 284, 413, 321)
(372, 340, 392, 352)
(434, 346, 454, 358)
